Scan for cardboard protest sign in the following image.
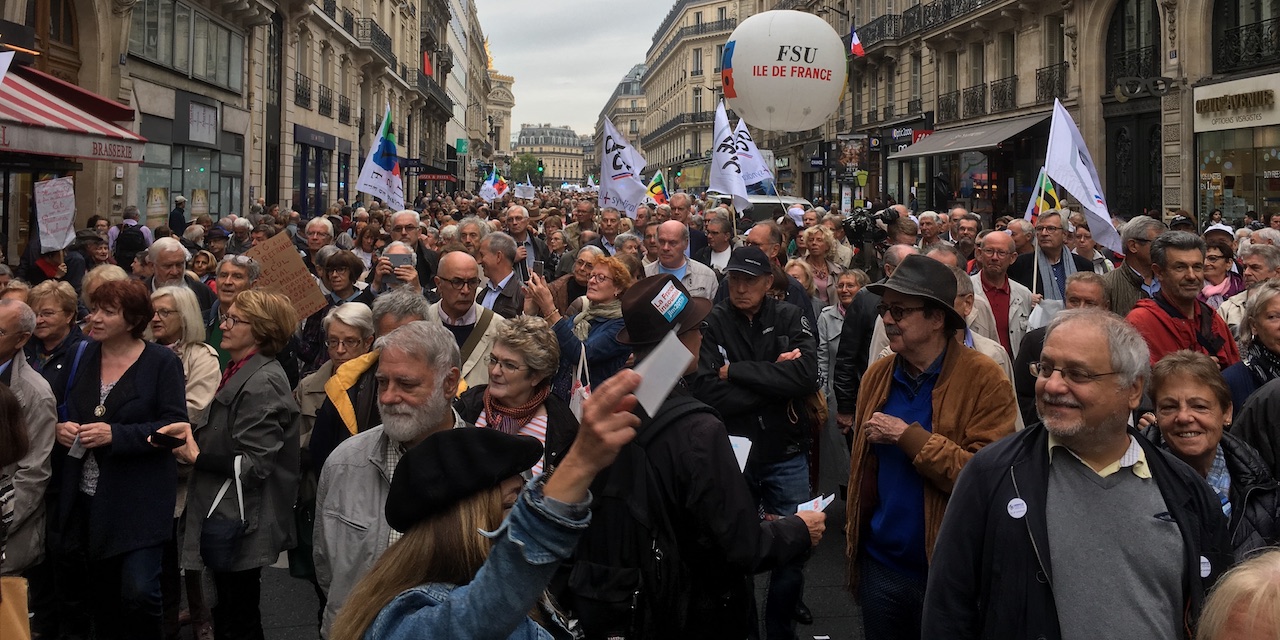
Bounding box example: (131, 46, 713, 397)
(244, 231, 328, 318)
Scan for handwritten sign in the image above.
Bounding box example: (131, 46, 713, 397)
(34, 177, 76, 252)
(244, 231, 328, 318)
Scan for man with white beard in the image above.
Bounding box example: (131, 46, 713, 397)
(312, 321, 468, 638)
(145, 236, 216, 319)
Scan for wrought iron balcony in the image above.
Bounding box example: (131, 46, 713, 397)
(321, 0, 336, 20)
(417, 71, 453, 113)
(294, 73, 312, 109)
(903, 4, 923, 35)
(938, 90, 960, 123)
(338, 95, 351, 124)
(342, 9, 354, 34)
(648, 18, 737, 74)
(691, 68, 704, 77)
(1105, 45, 1157, 91)
(908, 98, 922, 115)
(640, 110, 715, 148)
(355, 18, 397, 69)
(1216, 17, 1280, 73)
(883, 103, 896, 120)
(990, 76, 1017, 113)
(1036, 61, 1068, 104)
(963, 84, 986, 118)
(922, 0, 998, 31)
(852, 111, 862, 126)
(861, 14, 901, 49)
(318, 84, 333, 117)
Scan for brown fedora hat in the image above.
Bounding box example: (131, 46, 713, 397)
(866, 254, 966, 329)
(616, 274, 713, 346)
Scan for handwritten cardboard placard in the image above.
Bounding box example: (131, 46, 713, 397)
(244, 231, 328, 318)
(34, 177, 76, 252)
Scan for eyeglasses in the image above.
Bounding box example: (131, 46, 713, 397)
(1035, 225, 1063, 233)
(222, 255, 255, 266)
(981, 248, 1012, 258)
(487, 355, 529, 373)
(1205, 254, 1226, 263)
(875, 303, 926, 321)
(1029, 361, 1120, 385)
(440, 277, 482, 290)
(325, 338, 365, 350)
(154, 309, 179, 319)
(220, 314, 249, 330)
(588, 273, 613, 284)
(390, 225, 419, 234)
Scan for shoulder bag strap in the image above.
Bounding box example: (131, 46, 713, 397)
(205, 455, 245, 521)
(57, 341, 90, 422)
(459, 308, 494, 363)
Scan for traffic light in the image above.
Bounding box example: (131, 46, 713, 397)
(675, 169, 682, 177)
(537, 160, 544, 173)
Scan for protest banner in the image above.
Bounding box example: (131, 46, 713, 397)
(34, 177, 76, 252)
(244, 231, 328, 318)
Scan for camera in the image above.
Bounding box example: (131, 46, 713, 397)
(841, 206, 899, 245)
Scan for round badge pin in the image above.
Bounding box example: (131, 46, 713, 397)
(1007, 498, 1028, 519)
(1200, 556, 1211, 578)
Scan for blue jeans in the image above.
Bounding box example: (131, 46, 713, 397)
(744, 453, 811, 640)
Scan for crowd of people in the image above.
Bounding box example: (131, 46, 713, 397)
(1, 189, 1280, 640)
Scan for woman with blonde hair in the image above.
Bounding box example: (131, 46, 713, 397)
(330, 372, 642, 640)
(1197, 549, 1280, 639)
(24, 280, 87, 385)
(801, 224, 844, 307)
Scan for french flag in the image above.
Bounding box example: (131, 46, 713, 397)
(850, 23, 865, 57)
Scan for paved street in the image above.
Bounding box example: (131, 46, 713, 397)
(212, 441, 865, 640)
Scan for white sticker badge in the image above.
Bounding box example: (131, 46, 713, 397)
(650, 280, 689, 322)
(1006, 498, 1028, 519)
(1200, 555, 1211, 578)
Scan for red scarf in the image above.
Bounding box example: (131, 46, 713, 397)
(218, 350, 259, 392)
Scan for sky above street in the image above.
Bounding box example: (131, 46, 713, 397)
(476, 0, 668, 139)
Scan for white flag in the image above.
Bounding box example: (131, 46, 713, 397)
(598, 118, 648, 219)
(710, 102, 749, 212)
(0, 51, 14, 86)
(1043, 99, 1120, 253)
(355, 107, 405, 211)
(734, 119, 775, 189)
(478, 168, 499, 202)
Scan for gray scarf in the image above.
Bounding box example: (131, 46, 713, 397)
(1035, 247, 1078, 301)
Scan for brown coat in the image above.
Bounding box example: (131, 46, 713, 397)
(844, 343, 1017, 589)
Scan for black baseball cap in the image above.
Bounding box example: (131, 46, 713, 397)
(724, 246, 772, 277)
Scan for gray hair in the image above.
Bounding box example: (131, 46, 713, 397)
(600, 207, 621, 220)
(884, 244, 920, 269)
(232, 217, 252, 231)
(374, 320, 460, 377)
(751, 221, 784, 245)
(1253, 228, 1280, 246)
(314, 244, 342, 268)
(655, 204, 673, 219)
(458, 216, 489, 239)
(149, 236, 190, 262)
(615, 232, 642, 249)
(924, 241, 963, 265)
(494, 315, 560, 385)
(123, 205, 141, 221)
(183, 225, 205, 243)
(306, 217, 334, 237)
(1006, 218, 1034, 235)
(1120, 215, 1166, 245)
(390, 209, 419, 226)
(950, 266, 974, 297)
(1240, 243, 1280, 272)
(1045, 308, 1150, 389)
(217, 254, 261, 283)
(371, 287, 431, 330)
(0, 265, 11, 278)
(481, 232, 517, 265)
(705, 217, 734, 236)
(1151, 230, 1206, 269)
(382, 241, 417, 266)
(918, 211, 940, 224)
(152, 285, 206, 344)
(1240, 280, 1280, 351)
(218, 217, 234, 230)
(577, 245, 605, 261)
(0, 299, 35, 334)
(323, 301, 374, 339)
(440, 225, 459, 242)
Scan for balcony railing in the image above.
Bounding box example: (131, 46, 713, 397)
(861, 14, 901, 48)
(1106, 45, 1157, 91)
(321, 0, 336, 20)
(852, 112, 862, 126)
(641, 110, 715, 147)
(294, 72, 312, 109)
(417, 71, 454, 112)
(338, 95, 351, 124)
(648, 18, 737, 74)
(922, 0, 999, 31)
(963, 84, 986, 118)
(990, 76, 1017, 113)
(355, 18, 396, 68)
(318, 85, 333, 117)
(867, 109, 879, 124)
(691, 68, 704, 77)
(938, 90, 960, 123)
(614, 107, 645, 115)
(342, 9, 354, 34)
(1036, 61, 1068, 104)
(1216, 17, 1280, 73)
(883, 103, 896, 120)
(908, 97, 923, 114)
(903, 4, 924, 35)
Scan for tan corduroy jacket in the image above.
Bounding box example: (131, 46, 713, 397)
(845, 342, 1017, 589)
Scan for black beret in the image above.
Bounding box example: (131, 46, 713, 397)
(384, 428, 544, 533)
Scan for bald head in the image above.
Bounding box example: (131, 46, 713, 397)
(657, 220, 690, 269)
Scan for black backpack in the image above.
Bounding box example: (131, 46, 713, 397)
(565, 395, 715, 639)
(114, 223, 147, 270)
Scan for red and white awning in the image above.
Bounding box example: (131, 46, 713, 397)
(0, 71, 146, 163)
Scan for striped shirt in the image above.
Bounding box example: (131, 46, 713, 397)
(475, 409, 549, 476)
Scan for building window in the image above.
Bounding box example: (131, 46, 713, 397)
(715, 43, 724, 72)
(999, 32, 1015, 78)
(943, 51, 958, 93)
(717, 6, 726, 21)
(693, 86, 703, 113)
(692, 47, 703, 76)
(1106, 0, 1159, 85)
(911, 52, 922, 99)
(968, 42, 985, 86)
(630, 119, 638, 134)
(129, 0, 244, 92)
(694, 10, 702, 24)
(1045, 14, 1064, 64)
(885, 62, 896, 109)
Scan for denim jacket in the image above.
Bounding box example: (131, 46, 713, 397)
(363, 479, 589, 640)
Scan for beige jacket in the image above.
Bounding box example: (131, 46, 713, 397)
(425, 302, 507, 389)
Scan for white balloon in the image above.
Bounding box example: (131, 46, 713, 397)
(721, 10, 849, 133)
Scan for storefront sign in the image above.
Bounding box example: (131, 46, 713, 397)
(913, 130, 934, 144)
(1193, 74, 1280, 132)
(189, 102, 218, 145)
(0, 124, 145, 163)
(34, 177, 76, 252)
(294, 124, 337, 150)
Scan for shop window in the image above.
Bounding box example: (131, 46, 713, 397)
(1199, 125, 1280, 224)
(129, 0, 245, 92)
